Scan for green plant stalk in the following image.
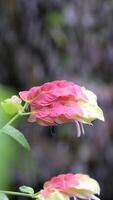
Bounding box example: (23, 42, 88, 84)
(20, 112, 35, 116)
(2, 113, 20, 129)
(0, 190, 36, 198)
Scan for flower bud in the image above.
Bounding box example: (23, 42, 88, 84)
(1, 95, 23, 115)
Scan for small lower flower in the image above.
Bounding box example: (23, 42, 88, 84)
(36, 174, 100, 200)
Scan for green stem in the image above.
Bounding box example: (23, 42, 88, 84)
(0, 191, 36, 198)
(1, 113, 20, 129)
(22, 102, 29, 111)
(20, 112, 35, 116)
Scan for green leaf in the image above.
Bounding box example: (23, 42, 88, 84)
(0, 125, 30, 150)
(19, 186, 34, 194)
(0, 194, 9, 200)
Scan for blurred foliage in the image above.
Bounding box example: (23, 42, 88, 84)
(0, 86, 19, 189)
(0, 0, 113, 200)
(47, 11, 63, 28)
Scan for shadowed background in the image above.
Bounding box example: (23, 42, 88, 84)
(0, 0, 113, 200)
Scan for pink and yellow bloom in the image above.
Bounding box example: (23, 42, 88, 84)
(19, 80, 104, 135)
(37, 173, 100, 200)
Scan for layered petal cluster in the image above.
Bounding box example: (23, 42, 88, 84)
(19, 80, 104, 127)
(37, 173, 100, 200)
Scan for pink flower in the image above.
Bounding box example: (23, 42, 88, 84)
(19, 80, 104, 135)
(37, 173, 100, 200)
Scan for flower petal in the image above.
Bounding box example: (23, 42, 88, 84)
(78, 102, 104, 123)
(71, 174, 100, 198)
